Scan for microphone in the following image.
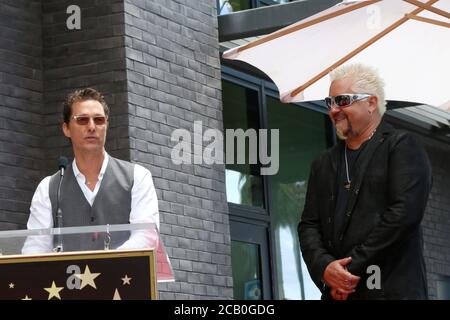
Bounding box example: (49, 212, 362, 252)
(58, 156, 68, 176)
(54, 156, 69, 252)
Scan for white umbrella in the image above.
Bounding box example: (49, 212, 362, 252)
(223, 0, 450, 109)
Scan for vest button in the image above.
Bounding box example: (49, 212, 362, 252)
(346, 211, 351, 217)
(327, 217, 332, 224)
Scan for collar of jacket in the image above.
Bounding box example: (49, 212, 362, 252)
(327, 118, 394, 173)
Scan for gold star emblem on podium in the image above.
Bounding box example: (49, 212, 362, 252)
(44, 281, 64, 300)
(75, 265, 101, 289)
(8, 283, 14, 289)
(121, 275, 132, 285)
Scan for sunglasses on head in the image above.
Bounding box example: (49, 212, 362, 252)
(71, 115, 107, 125)
(325, 93, 372, 109)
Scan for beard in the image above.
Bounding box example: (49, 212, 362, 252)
(334, 117, 353, 140)
(336, 128, 348, 140)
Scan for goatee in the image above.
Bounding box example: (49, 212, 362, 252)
(336, 128, 348, 140)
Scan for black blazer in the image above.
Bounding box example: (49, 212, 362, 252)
(298, 120, 432, 299)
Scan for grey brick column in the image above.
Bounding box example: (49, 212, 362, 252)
(42, 0, 130, 167)
(123, 0, 232, 299)
(0, 0, 45, 229)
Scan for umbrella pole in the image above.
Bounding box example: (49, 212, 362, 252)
(406, 14, 450, 28)
(404, 0, 450, 19)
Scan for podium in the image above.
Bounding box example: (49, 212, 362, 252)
(0, 223, 174, 300)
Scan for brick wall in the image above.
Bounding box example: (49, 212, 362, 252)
(0, 0, 44, 230)
(422, 138, 450, 300)
(123, 0, 232, 299)
(0, 0, 232, 299)
(42, 0, 130, 167)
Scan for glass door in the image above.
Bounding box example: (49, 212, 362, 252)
(230, 219, 271, 299)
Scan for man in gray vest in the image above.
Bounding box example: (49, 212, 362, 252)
(22, 88, 159, 253)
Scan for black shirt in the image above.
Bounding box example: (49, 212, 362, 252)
(333, 144, 363, 245)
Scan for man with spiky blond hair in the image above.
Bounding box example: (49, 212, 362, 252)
(299, 63, 431, 300)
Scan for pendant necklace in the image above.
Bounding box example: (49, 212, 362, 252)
(343, 129, 377, 190)
(344, 144, 351, 190)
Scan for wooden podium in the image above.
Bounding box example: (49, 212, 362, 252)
(0, 223, 173, 300)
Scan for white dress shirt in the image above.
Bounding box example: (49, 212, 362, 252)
(22, 153, 159, 253)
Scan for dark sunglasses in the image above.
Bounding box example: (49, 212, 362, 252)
(71, 115, 107, 125)
(325, 93, 371, 109)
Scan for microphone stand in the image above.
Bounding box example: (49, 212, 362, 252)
(54, 158, 67, 252)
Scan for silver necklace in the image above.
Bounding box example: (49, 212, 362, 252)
(343, 129, 377, 190)
(344, 144, 351, 190)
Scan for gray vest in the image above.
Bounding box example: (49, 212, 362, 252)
(49, 156, 134, 251)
